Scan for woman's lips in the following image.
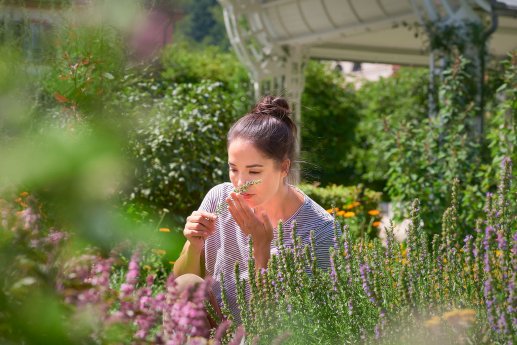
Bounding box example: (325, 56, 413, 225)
(241, 193, 253, 199)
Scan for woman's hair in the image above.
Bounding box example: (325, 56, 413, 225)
(227, 96, 298, 173)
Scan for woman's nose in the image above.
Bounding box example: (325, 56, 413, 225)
(237, 176, 249, 187)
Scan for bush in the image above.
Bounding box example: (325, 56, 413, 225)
(301, 61, 361, 185)
(352, 67, 429, 189)
(299, 183, 382, 238)
(384, 56, 516, 235)
(127, 81, 242, 217)
(161, 42, 249, 90)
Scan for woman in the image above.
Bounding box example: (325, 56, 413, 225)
(173, 96, 336, 323)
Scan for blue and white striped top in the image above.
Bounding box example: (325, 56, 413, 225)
(199, 182, 336, 322)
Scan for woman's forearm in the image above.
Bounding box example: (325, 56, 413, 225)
(253, 241, 271, 269)
(173, 241, 203, 277)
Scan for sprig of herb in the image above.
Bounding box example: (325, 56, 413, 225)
(214, 179, 262, 215)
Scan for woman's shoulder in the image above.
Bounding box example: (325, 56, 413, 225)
(295, 192, 334, 230)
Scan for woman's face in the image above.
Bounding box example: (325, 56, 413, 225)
(227, 138, 287, 208)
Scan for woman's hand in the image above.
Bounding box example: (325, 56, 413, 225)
(183, 211, 217, 253)
(227, 192, 274, 268)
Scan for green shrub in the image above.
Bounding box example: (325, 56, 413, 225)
(352, 67, 429, 189)
(161, 42, 249, 90)
(384, 56, 516, 235)
(301, 61, 361, 185)
(112, 43, 253, 221)
(127, 81, 241, 217)
(299, 183, 382, 238)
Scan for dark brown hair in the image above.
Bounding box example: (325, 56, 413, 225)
(227, 96, 298, 173)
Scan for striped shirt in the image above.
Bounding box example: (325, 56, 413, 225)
(199, 182, 337, 322)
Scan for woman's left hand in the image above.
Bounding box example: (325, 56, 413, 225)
(226, 192, 274, 266)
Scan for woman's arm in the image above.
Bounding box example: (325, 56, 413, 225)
(173, 210, 216, 277)
(173, 240, 205, 277)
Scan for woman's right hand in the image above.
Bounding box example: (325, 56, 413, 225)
(183, 211, 217, 252)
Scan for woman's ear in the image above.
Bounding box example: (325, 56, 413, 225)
(281, 159, 290, 177)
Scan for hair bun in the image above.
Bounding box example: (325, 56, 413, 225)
(252, 96, 291, 120)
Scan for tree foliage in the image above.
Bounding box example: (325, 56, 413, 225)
(301, 61, 361, 185)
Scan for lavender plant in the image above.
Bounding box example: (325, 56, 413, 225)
(223, 158, 515, 344)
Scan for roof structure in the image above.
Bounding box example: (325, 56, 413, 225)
(220, 0, 517, 73)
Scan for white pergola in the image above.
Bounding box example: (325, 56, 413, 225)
(218, 0, 517, 181)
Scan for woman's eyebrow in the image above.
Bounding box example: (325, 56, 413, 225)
(228, 162, 264, 168)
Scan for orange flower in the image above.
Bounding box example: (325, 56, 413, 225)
(344, 204, 354, 210)
(368, 210, 380, 216)
(20, 192, 29, 197)
(352, 201, 361, 207)
(326, 208, 339, 214)
(337, 210, 346, 217)
(159, 228, 171, 233)
(344, 212, 355, 218)
(372, 221, 381, 227)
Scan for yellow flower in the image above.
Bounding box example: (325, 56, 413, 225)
(495, 250, 503, 257)
(326, 208, 339, 214)
(344, 203, 354, 210)
(159, 228, 171, 233)
(20, 192, 29, 197)
(153, 249, 166, 256)
(344, 212, 355, 218)
(424, 316, 442, 328)
(442, 309, 476, 327)
(337, 210, 346, 217)
(372, 221, 381, 227)
(352, 201, 361, 207)
(368, 210, 380, 216)
(143, 265, 151, 270)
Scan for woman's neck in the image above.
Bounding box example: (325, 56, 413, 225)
(263, 184, 304, 228)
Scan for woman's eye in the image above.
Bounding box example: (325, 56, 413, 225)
(250, 171, 260, 175)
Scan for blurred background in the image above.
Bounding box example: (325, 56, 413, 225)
(0, 0, 515, 343)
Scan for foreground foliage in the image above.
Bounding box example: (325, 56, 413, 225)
(1, 159, 513, 345)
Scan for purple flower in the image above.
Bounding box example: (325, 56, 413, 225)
(214, 320, 232, 344)
(359, 263, 375, 304)
(329, 252, 338, 291)
(46, 229, 67, 245)
(496, 231, 507, 251)
(18, 207, 39, 230)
